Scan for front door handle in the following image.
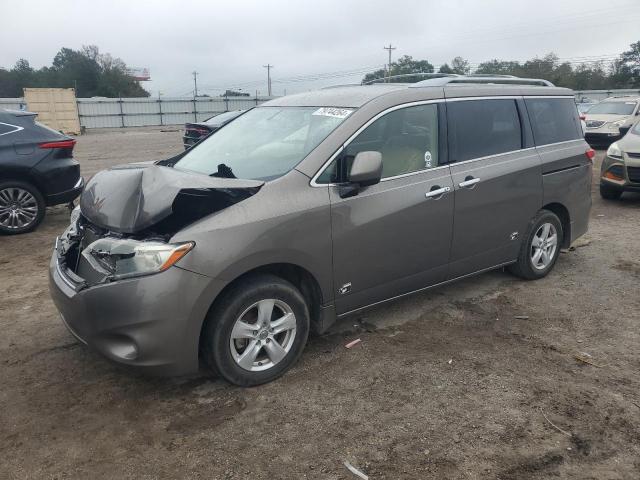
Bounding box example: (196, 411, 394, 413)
(459, 177, 480, 188)
(425, 186, 451, 199)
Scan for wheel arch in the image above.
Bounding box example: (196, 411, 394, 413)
(198, 262, 326, 351)
(541, 202, 571, 248)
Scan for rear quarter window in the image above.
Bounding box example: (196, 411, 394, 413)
(525, 98, 582, 146)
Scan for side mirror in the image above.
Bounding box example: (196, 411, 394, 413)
(348, 151, 382, 187)
(338, 151, 383, 198)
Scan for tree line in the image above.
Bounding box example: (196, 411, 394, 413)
(0, 45, 149, 98)
(363, 41, 640, 90)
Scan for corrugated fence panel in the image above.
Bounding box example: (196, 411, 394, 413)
(0, 98, 27, 110)
(4, 95, 273, 128)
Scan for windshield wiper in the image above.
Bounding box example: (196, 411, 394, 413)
(211, 163, 236, 179)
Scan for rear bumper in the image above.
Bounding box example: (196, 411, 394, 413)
(48, 248, 218, 376)
(46, 176, 84, 206)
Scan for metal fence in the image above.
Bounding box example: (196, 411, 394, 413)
(3, 89, 640, 129)
(0, 96, 274, 129)
(573, 89, 640, 103)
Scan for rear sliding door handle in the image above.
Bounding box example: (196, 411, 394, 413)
(459, 177, 481, 188)
(425, 186, 451, 199)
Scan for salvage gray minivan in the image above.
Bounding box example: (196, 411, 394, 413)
(50, 75, 593, 386)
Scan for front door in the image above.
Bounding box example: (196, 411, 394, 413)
(317, 103, 455, 314)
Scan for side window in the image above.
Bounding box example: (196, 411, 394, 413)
(525, 98, 582, 146)
(448, 99, 522, 162)
(315, 104, 439, 183)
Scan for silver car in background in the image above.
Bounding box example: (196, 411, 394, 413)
(50, 75, 593, 386)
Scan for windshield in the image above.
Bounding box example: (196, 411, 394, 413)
(175, 106, 353, 181)
(588, 101, 637, 115)
(632, 122, 640, 135)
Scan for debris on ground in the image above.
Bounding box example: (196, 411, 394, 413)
(387, 330, 403, 338)
(345, 338, 362, 349)
(574, 351, 604, 368)
(344, 461, 368, 479)
(540, 408, 572, 437)
(448, 359, 453, 365)
(514, 315, 530, 320)
(597, 214, 605, 217)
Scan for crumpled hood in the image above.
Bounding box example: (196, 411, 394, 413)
(80, 163, 263, 234)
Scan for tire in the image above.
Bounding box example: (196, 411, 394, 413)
(599, 183, 623, 200)
(508, 210, 563, 280)
(201, 274, 310, 386)
(0, 180, 46, 235)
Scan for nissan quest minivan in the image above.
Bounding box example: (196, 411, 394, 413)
(50, 75, 593, 386)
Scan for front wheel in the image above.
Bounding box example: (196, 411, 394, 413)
(508, 210, 563, 280)
(201, 274, 310, 386)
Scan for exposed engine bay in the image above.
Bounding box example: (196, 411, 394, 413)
(55, 163, 264, 289)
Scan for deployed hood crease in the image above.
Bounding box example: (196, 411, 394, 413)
(80, 164, 263, 234)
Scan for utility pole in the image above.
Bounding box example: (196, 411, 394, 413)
(192, 71, 199, 97)
(383, 44, 396, 82)
(263, 64, 273, 97)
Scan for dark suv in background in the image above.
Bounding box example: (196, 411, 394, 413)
(183, 110, 245, 149)
(0, 110, 83, 234)
(51, 75, 592, 386)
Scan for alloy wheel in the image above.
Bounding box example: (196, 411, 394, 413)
(229, 299, 297, 372)
(530, 222, 558, 270)
(0, 188, 39, 230)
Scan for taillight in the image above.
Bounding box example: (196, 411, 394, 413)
(579, 114, 586, 121)
(585, 148, 595, 162)
(39, 139, 76, 149)
(187, 127, 209, 135)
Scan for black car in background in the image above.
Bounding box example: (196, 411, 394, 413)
(183, 110, 245, 149)
(0, 110, 83, 234)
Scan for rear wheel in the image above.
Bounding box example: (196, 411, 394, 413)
(599, 182, 623, 200)
(0, 181, 45, 235)
(201, 274, 310, 386)
(508, 210, 563, 280)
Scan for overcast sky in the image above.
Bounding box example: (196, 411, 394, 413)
(2, 0, 639, 97)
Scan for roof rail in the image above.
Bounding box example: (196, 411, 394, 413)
(362, 72, 456, 85)
(409, 75, 554, 87)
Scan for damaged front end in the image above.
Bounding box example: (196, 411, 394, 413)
(55, 164, 263, 290)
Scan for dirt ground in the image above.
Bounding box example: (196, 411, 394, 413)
(1, 127, 639, 479)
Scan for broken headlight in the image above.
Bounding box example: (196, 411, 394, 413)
(84, 237, 194, 280)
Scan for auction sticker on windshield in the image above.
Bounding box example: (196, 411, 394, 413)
(312, 107, 353, 119)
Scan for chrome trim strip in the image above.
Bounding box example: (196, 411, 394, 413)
(337, 261, 515, 318)
(310, 99, 444, 187)
(534, 139, 585, 148)
(445, 95, 521, 102)
(522, 95, 575, 99)
(448, 147, 536, 167)
(0, 122, 24, 136)
(73, 177, 83, 188)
